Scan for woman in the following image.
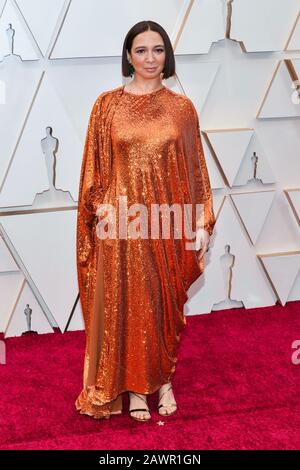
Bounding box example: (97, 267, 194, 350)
(75, 20, 216, 422)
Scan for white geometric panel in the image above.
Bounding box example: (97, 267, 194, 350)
(0, 72, 82, 208)
(197, 47, 277, 129)
(202, 138, 226, 189)
(0, 0, 39, 61)
(230, 0, 300, 52)
(175, 0, 224, 54)
(259, 251, 300, 305)
(0, 0, 5, 15)
(0, 235, 18, 271)
(0, 67, 42, 193)
(0, 210, 78, 332)
(203, 129, 253, 187)
(292, 58, 300, 83)
(233, 134, 276, 186)
(0, 270, 23, 331)
(66, 298, 84, 332)
(44, 64, 122, 143)
(5, 279, 54, 338)
(50, 0, 183, 59)
(289, 267, 300, 300)
(185, 197, 276, 314)
(253, 118, 300, 190)
(211, 191, 225, 218)
(231, 191, 276, 244)
(285, 189, 300, 226)
(15, 0, 66, 57)
(254, 192, 300, 254)
(285, 11, 300, 51)
(257, 60, 300, 119)
(176, 61, 220, 115)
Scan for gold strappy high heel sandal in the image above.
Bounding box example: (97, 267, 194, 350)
(157, 384, 177, 416)
(129, 392, 151, 422)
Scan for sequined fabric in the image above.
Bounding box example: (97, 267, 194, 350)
(75, 85, 216, 419)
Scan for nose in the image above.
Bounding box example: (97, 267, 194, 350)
(146, 52, 155, 63)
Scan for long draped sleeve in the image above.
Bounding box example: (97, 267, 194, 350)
(76, 90, 116, 338)
(77, 95, 104, 266)
(188, 102, 216, 236)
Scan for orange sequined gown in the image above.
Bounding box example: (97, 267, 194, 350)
(75, 84, 216, 419)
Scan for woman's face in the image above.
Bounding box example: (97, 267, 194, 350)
(127, 30, 166, 80)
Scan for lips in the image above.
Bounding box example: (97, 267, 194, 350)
(146, 67, 157, 71)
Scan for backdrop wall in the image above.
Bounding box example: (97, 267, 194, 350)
(0, 0, 300, 337)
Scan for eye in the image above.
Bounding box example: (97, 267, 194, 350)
(136, 48, 164, 54)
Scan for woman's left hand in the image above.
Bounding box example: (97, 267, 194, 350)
(195, 227, 210, 261)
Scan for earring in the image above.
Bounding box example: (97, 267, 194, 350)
(128, 61, 135, 77)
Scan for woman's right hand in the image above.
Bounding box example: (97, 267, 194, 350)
(195, 227, 210, 262)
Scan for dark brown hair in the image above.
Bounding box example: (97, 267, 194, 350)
(122, 20, 175, 79)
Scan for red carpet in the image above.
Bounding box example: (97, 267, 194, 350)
(1, 301, 300, 450)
